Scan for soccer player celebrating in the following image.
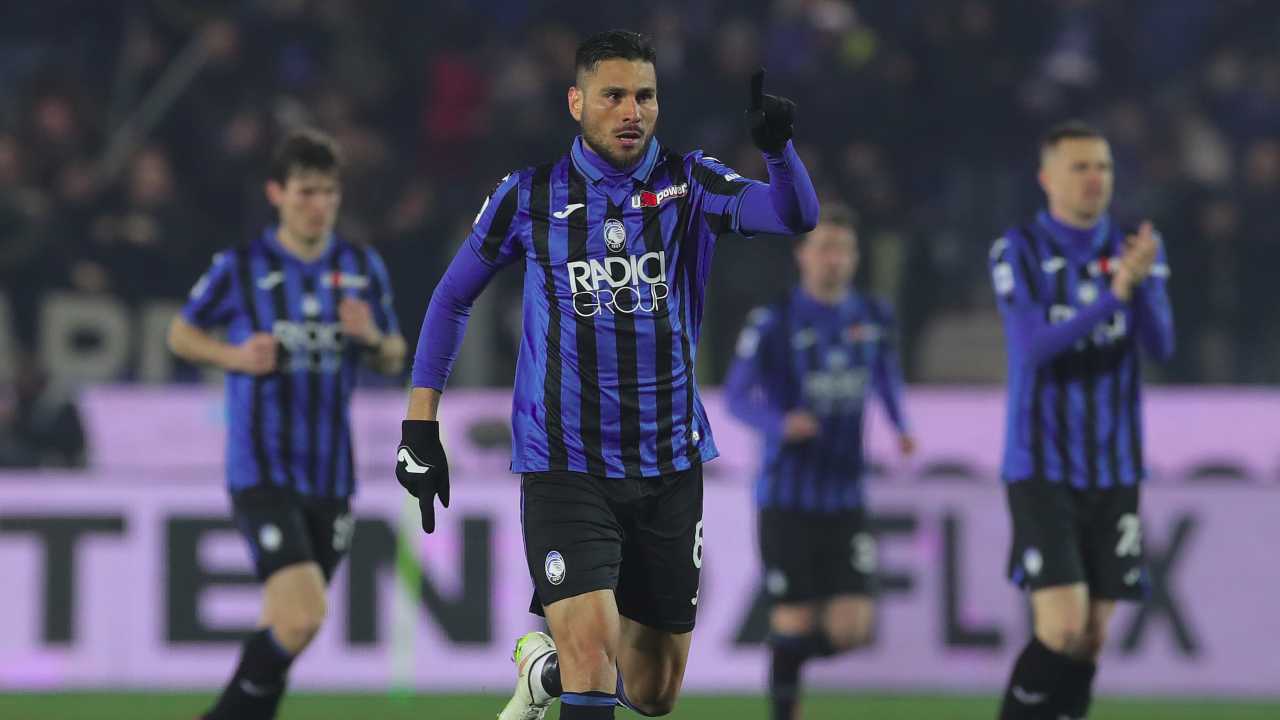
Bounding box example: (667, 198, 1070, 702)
(989, 122, 1174, 720)
(169, 129, 406, 720)
(394, 30, 818, 720)
(724, 205, 914, 720)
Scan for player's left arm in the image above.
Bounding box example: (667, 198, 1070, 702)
(1131, 233, 1175, 361)
(724, 307, 788, 435)
(736, 69, 819, 236)
(693, 70, 819, 238)
(342, 247, 407, 375)
(869, 301, 915, 455)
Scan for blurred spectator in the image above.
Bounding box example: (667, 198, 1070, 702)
(0, 352, 87, 468)
(0, 0, 1275, 387)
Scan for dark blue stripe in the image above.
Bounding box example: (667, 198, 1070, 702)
(265, 249, 297, 493)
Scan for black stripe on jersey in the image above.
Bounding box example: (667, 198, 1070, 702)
(564, 166, 606, 475)
(1107, 344, 1123, 486)
(669, 154, 700, 464)
(235, 245, 271, 488)
(800, 325, 823, 508)
(301, 271, 322, 496)
(608, 198, 643, 477)
(344, 247, 369, 490)
(192, 270, 232, 325)
(650, 153, 681, 474)
(1050, 248, 1072, 486)
(325, 248, 346, 496)
(691, 162, 748, 199)
(532, 165, 569, 470)
(480, 184, 519, 263)
(1079, 265, 1100, 487)
(1127, 348, 1143, 482)
(264, 250, 297, 492)
(1016, 227, 1046, 479)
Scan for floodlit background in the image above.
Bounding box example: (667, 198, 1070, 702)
(1, 1, 1278, 718)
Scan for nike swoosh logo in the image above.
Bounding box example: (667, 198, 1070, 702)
(397, 447, 432, 474)
(1011, 687, 1047, 705)
(552, 203, 585, 219)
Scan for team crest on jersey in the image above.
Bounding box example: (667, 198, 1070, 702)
(545, 550, 566, 585)
(631, 182, 688, 209)
(1078, 281, 1098, 305)
(603, 219, 627, 252)
(301, 294, 321, 317)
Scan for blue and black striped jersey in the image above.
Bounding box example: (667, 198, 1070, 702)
(456, 137, 758, 477)
(991, 211, 1174, 489)
(726, 288, 909, 511)
(181, 228, 399, 497)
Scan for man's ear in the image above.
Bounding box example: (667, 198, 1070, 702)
(568, 86, 583, 122)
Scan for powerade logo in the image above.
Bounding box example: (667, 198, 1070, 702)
(567, 251, 669, 317)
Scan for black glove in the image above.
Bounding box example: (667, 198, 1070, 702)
(746, 68, 796, 153)
(396, 420, 450, 533)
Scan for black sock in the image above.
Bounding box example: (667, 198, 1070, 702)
(205, 628, 296, 720)
(561, 691, 616, 718)
(999, 637, 1070, 720)
(769, 633, 832, 720)
(1054, 657, 1097, 719)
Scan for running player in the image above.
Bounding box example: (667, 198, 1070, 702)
(169, 129, 406, 720)
(394, 30, 819, 720)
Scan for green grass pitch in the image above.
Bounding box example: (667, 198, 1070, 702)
(1, 693, 1277, 720)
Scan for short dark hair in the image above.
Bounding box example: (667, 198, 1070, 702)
(269, 128, 341, 184)
(1040, 120, 1106, 153)
(575, 30, 657, 77)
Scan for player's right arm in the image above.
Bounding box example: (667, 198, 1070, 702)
(991, 232, 1136, 368)
(724, 306, 819, 443)
(398, 171, 525, 533)
(724, 307, 787, 434)
(167, 251, 277, 375)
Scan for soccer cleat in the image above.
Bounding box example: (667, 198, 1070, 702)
(497, 631, 557, 720)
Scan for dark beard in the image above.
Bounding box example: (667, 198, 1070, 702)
(582, 129, 647, 170)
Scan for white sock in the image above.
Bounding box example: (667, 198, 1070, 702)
(528, 651, 555, 704)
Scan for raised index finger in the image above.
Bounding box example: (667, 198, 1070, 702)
(750, 68, 765, 111)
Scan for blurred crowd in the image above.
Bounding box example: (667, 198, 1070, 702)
(1, 0, 1278, 396)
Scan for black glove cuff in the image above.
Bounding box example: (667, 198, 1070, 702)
(401, 419, 440, 444)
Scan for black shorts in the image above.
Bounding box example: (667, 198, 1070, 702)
(231, 487, 355, 582)
(521, 464, 704, 634)
(1006, 481, 1147, 601)
(759, 507, 877, 604)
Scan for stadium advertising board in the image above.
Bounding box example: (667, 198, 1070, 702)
(1, 389, 1277, 695)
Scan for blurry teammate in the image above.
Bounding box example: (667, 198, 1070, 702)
(989, 121, 1174, 720)
(168, 129, 406, 720)
(724, 205, 913, 720)
(394, 30, 818, 720)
